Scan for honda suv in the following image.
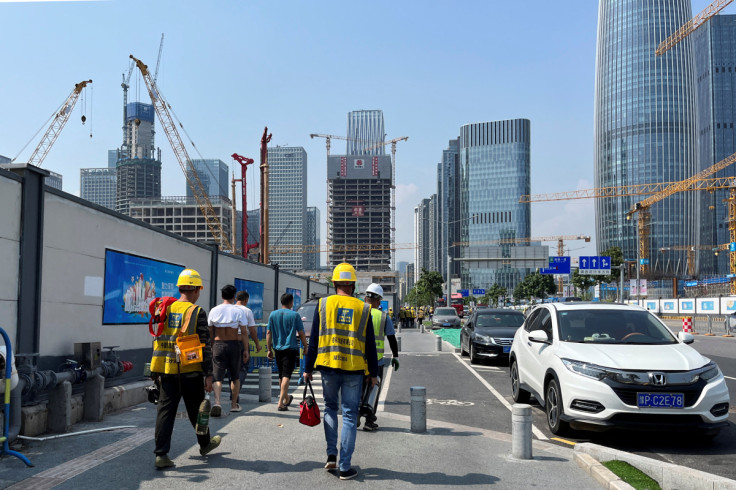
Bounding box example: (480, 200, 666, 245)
(509, 303, 730, 435)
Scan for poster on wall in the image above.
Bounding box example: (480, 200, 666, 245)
(103, 249, 184, 325)
(234, 278, 264, 320)
(286, 287, 302, 311)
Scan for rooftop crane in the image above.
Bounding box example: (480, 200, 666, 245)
(365, 136, 409, 270)
(121, 63, 134, 124)
(154, 33, 164, 83)
(18, 79, 92, 168)
(309, 133, 369, 156)
(129, 55, 232, 252)
(659, 244, 730, 277)
(656, 0, 733, 56)
(231, 153, 258, 258)
(270, 242, 417, 255)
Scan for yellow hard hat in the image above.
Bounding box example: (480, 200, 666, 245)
(177, 268, 203, 289)
(332, 262, 357, 283)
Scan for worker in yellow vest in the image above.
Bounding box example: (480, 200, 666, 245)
(304, 263, 378, 480)
(150, 268, 221, 469)
(359, 283, 399, 431)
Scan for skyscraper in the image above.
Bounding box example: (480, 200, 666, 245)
(80, 168, 117, 210)
(327, 154, 392, 271)
(45, 171, 63, 191)
(187, 159, 229, 199)
(438, 138, 461, 280)
(304, 206, 320, 270)
(414, 198, 430, 275)
(346, 110, 385, 156)
(693, 14, 736, 276)
(459, 119, 532, 292)
(116, 102, 162, 215)
(268, 147, 307, 271)
(595, 0, 698, 276)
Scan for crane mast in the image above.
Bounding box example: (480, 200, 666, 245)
(129, 55, 232, 252)
(260, 127, 273, 264)
(231, 153, 258, 258)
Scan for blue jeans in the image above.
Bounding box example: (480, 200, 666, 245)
(321, 371, 363, 472)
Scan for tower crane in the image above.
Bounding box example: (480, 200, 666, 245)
(17, 79, 92, 168)
(121, 63, 134, 124)
(270, 241, 417, 255)
(129, 55, 232, 252)
(658, 244, 730, 278)
(260, 127, 272, 265)
(309, 133, 369, 156)
(656, 0, 733, 56)
(365, 136, 409, 270)
(231, 153, 258, 258)
(154, 33, 164, 83)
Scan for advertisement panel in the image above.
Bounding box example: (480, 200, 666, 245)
(721, 297, 736, 313)
(102, 249, 184, 325)
(340, 157, 347, 177)
(286, 287, 302, 311)
(696, 298, 718, 314)
(353, 158, 365, 169)
(645, 300, 659, 313)
(234, 278, 264, 320)
(679, 299, 695, 314)
(661, 299, 677, 313)
(372, 156, 379, 176)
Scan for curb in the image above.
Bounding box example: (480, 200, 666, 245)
(574, 452, 634, 490)
(574, 442, 736, 490)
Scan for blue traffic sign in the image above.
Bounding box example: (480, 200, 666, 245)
(472, 288, 485, 296)
(460, 289, 469, 297)
(579, 256, 612, 275)
(640, 258, 649, 265)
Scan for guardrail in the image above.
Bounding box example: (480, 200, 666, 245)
(661, 315, 734, 337)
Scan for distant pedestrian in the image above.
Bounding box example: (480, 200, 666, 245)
(266, 293, 307, 410)
(150, 268, 221, 469)
(208, 285, 248, 416)
(236, 290, 262, 356)
(304, 262, 378, 480)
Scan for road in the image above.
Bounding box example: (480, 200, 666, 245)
(386, 328, 736, 481)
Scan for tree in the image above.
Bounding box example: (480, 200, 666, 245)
(593, 246, 624, 301)
(407, 268, 445, 306)
(484, 283, 507, 307)
(571, 268, 596, 300)
(515, 272, 556, 302)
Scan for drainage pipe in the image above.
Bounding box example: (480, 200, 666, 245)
(8, 378, 24, 443)
(17, 425, 136, 442)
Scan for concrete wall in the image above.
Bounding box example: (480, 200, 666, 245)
(0, 172, 22, 348)
(1, 169, 328, 375)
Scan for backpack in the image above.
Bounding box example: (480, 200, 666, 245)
(148, 296, 178, 337)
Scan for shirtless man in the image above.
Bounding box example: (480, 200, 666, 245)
(208, 284, 248, 416)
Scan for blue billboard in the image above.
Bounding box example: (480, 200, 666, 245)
(234, 278, 264, 320)
(286, 287, 302, 311)
(102, 249, 184, 325)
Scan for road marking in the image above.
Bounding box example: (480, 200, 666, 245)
(471, 365, 501, 371)
(724, 376, 736, 381)
(377, 361, 393, 413)
(427, 398, 475, 406)
(551, 437, 576, 446)
(453, 353, 548, 440)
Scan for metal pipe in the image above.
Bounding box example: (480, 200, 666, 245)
(17, 425, 135, 442)
(8, 378, 24, 443)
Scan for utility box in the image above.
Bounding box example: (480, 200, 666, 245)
(74, 342, 101, 369)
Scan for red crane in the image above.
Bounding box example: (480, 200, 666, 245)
(231, 153, 258, 258)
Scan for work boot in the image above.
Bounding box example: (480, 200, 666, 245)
(200, 434, 222, 456)
(155, 454, 175, 469)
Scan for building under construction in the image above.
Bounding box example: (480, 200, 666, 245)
(327, 154, 392, 271)
(115, 102, 162, 215)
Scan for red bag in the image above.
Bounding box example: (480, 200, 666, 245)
(148, 296, 178, 337)
(299, 380, 321, 427)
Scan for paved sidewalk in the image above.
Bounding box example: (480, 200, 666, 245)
(1, 329, 597, 489)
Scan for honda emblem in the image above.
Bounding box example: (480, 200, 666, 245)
(649, 373, 667, 386)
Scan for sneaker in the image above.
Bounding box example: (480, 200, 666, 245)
(339, 468, 358, 480)
(363, 421, 378, 431)
(199, 434, 222, 456)
(155, 454, 175, 469)
(324, 454, 337, 470)
(210, 405, 222, 417)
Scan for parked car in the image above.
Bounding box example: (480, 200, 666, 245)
(430, 307, 461, 329)
(460, 309, 525, 364)
(296, 296, 326, 336)
(509, 303, 730, 436)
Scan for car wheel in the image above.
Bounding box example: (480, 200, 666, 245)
(545, 377, 569, 435)
(510, 360, 530, 403)
(469, 343, 478, 364)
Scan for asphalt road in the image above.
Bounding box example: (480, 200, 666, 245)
(410, 331, 736, 482)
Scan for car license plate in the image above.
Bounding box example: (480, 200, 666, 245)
(637, 393, 684, 408)
(443, 323, 450, 327)
(502, 346, 511, 353)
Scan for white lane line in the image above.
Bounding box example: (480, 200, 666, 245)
(377, 362, 394, 413)
(724, 375, 736, 381)
(472, 365, 501, 371)
(453, 352, 548, 441)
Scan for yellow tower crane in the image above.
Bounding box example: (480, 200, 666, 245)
(656, 0, 733, 56)
(309, 133, 370, 156)
(130, 55, 232, 252)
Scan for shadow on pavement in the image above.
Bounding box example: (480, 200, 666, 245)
(359, 467, 500, 485)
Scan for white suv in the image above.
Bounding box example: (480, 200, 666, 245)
(509, 303, 730, 435)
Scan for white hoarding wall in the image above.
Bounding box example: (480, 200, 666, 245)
(0, 174, 22, 348)
(628, 297, 736, 315)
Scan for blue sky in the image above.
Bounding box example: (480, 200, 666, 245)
(0, 0, 717, 265)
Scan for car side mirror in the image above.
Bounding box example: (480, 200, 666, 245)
(528, 330, 550, 344)
(677, 331, 694, 345)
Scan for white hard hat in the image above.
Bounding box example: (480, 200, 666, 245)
(365, 283, 384, 298)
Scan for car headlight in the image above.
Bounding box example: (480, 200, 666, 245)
(698, 362, 720, 382)
(561, 358, 609, 381)
(475, 334, 493, 344)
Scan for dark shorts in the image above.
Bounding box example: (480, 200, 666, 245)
(212, 340, 242, 382)
(274, 349, 299, 379)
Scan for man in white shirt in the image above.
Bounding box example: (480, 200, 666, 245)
(208, 285, 247, 416)
(235, 290, 261, 355)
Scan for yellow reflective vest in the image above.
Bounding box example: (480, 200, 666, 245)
(315, 295, 372, 372)
(370, 308, 387, 361)
(150, 300, 203, 374)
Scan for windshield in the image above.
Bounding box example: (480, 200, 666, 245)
(435, 308, 457, 316)
(297, 303, 317, 321)
(476, 313, 524, 328)
(557, 309, 677, 344)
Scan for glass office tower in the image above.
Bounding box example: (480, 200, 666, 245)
(268, 147, 307, 271)
(595, 0, 698, 277)
(187, 159, 229, 199)
(459, 119, 531, 291)
(693, 14, 736, 276)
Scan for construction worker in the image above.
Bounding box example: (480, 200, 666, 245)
(150, 268, 221, 469)
(416, 306, 425, 327)
(359, 283, 399, 431)
(304, 262, 378, 481)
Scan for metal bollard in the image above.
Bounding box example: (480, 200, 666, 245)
(420, 324, 425, 334)
(705, 316, 714, 336)
(410, 386, 426, 433)
(397, 336, 402, 352)
(258, 366, 272, 402)
(511, 403, 533, 459)
(435, 335, 442, 351)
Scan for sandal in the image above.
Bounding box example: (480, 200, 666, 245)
(230, 404, 242, 412)
(277, 405, 288, 411)
(210, 405, 222, 417)
(286, 395, 294, 407)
